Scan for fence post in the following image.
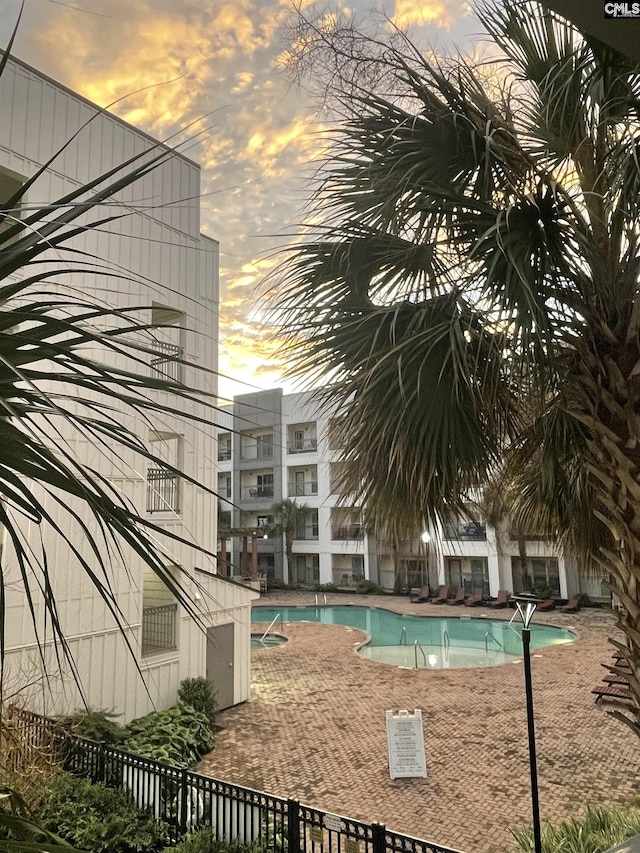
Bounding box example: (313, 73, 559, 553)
(371, 822, 387, 853)
(287, 799, 301, 853)
(180, 767, 189, 836)
(97, 741, 106, 783)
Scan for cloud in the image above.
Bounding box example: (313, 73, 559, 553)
(390, 0, 462, 29)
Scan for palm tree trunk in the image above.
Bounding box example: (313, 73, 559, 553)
(576, 337, 640, 734)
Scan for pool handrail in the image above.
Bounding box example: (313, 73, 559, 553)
(443, 629, 450, 651)
(259, 613, 283, 644)
(399, 626, 407, 645)
(414, 639, 427, 669)
(485, 630, 503, 653)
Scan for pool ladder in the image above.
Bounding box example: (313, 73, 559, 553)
(259, 613, 283, 645)
(400, 627, 427, 668)
(485, 630, 503, 653)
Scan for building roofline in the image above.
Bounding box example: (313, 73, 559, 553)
(1, 51, 201, 169)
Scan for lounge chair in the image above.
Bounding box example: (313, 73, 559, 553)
(447, 586, 465, 605)
(537, 599, 555, 611)
(490, 589, 509, 608)
(464, 588, 484, 607)
(560, 597, 580, 612)
(592, 682, 632, 703)
(431, 585, 449, 605)
(410, 585, 430, 603)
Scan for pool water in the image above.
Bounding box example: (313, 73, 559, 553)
(251, 605, 575, 669)
(251, 633, 288, 650)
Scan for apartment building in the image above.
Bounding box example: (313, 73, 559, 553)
(0, 56, 257, 721)
(218, 389, 608, 602)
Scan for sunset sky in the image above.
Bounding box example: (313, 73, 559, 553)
(1, 0, 483, 400)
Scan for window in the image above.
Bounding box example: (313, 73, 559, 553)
(217, 473, 231, 499)
(0, 165, 26, 243)
(512, 556, 560, 597)
(147, 433, 181, 513)
(291, 554, 320, 586)
(218, 433, 232, 461)
(256, 473, 274, 498)
(257, 515, 273, 528)
(141, 567, 179, 656)
(446, 557, 489, 595)
(294, 509, 319, 540)
(256, 433, 274, 460)
(150, 306, 185, 382)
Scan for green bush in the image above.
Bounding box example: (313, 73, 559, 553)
(37, 772, 167, 853)
(170, 829, 266, 853)
(56, 708, 125, 744)
(511, 804, 640, 853)
(178, 678, 217, 728)
(265, 578, 289, 591)
(356, 580, 381, 595)
(122, 705, 214, 767)
(313, 583, 338, 592)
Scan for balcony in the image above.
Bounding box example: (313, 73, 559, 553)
(218, 447, 231, 461)
(146, 468, 180, 513)
(287, 438, 318, 454)
(240, 444, 274, 461)
(331, 523, 364, 541)
(443, 521, 487, 541)
(141, 603, 177, 656)
(288, 481, 318, 497)
(150, 341, 183, 382)
(241, 485, 274, 500)
(294, 524, 320, 540)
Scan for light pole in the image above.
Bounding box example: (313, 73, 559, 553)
(421, 530, 430, 588)
(513, 600, 542, 853)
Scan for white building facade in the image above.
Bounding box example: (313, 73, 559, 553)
(218, 388, 608, 603)
(0, 56, 257, 722)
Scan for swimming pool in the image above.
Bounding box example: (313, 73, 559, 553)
(251, 604, 575, 669)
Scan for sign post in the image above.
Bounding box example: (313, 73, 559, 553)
(385, 709, 427, 779)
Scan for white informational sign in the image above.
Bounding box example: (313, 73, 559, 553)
(386, 709, 427, 779)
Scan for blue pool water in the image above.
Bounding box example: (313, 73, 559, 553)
(251, 605, 575, 669)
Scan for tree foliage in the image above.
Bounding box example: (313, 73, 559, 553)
(271, 1, 640, 733)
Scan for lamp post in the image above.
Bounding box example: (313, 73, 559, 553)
(421, 530, 430, 588)
(513, 600, 542, 853)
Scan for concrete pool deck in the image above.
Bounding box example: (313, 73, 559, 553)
(198, 593, 640, 853)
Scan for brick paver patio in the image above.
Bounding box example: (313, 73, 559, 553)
(198, 593, 640, 853)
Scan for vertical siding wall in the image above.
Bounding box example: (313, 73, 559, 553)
(0, 58, 255, 722)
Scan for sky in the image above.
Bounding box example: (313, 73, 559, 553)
(0, 0, 483, 401)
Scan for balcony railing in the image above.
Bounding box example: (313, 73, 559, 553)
(240, 444, 274, 460)
(331, 524, 364, 540)
(146, 468, 180, 513)
(218, 447, 231, 461)
(288, 481, 318, 497)
(443, 522, 487, 541)
(293, 525, 319, 540)
(141, 603, 177, 656)
(287, 438, 318, 454)
(150, 341, 183, 382)
(241, 484, 274, 500)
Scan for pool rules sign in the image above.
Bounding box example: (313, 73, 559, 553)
(386, 709, 427, 779)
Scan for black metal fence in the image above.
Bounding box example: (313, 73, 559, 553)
(7, 708, 463, 853)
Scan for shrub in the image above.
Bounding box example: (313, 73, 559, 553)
(313, 583, 338, 592)
(122, 705, 214, 767)
(178, 678, 217, 728)
(171, 830, 260, 853)
(37, 772, 167, 853)
(266, 578, 289, 591)
(511, 804, 640, 853)
(356, 580, 381, 595)
(56, 708, 125, 744)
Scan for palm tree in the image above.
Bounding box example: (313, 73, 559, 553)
(273, 1, 640, 734)
(269, 499, 310, 582)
